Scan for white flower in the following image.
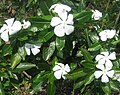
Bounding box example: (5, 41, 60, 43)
(0, 18, 22, 42)
(49, 3, 71, 14)
(99, 29, 116, 41)
(95, 52, 116, 69)
(50, 12, 74, 37)
(22, 20, 31, 29)
(94, 64, 114, 83)
(53, 63, 70, 79)
(92, 10, 102, 20)
(25, 43, 41, 55)
(113, 74, 120, 82)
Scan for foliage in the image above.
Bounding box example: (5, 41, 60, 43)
(0, 0, 120, 95)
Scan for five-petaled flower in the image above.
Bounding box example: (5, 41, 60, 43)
(49, 3, 71, 14)
(95, 52, 116, 69)
(50, 13, 74, 37)
(94, 64, 114, 83)
(53, 63, 70, 79)
(99, 29, 116, 41)
(0, 18, 22, 42)
(22, 20, 31, 29)
(25, 43, 41, 55)
(92, 9, 102, 20)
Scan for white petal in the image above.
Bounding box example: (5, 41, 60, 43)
(9, 21, 22, 35)
(101, 74, 109, 83)
(25, 43, 33, 49)
(98, 58, 106, 65)
(94, 71, 103, 79)
(66, 14, 74, 25)
(64, 25, 74, 35)
(49, 4, 58, 11)
(96, 64, 105, 70)
(5, 18, 14, 27)
(105, 59, 113, 69)
(54, 70, 62, 79)
(31, 48, 40, 55)
(62, 71, 67, 79)
(50, 17, 62, 27)
(107, 30, 116, 39)
(53, 65, 61, 71)
(58, 11, 68, 21)
(108, 52, 116, 60)
(0, 24, 8, 33)
(99, 31, 106, 36)
(107, 70, 114, 78)
(100, 35, 107, 41)
(25, 47, 31, 55)
(54, 24, 65, 37)
(64, 64, 70, 72)
(54, 4, 71, 13)
(101, 52, 109, 57)
(1, 31, 9, 42)
(57, 63, 65, 68)
(95, 54, 104, 61)
(62, 4, 71, 12)
(22, 20, 31, 29)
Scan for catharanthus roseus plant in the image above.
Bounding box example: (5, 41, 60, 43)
(0, 0, 120, 95)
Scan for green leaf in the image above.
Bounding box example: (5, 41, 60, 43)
(13, 63, 36, 72)
(66, 69, 86, 80)
(18, 47, 26, 60)
(84, 73, 94, 86)
(70, 63, 77, 71)
(81, 61, 95, 68)
(11, 53, 22, 69)
(30, 71, 49, 94)
(88, 43, 102, 51)
(101, 83, 111, 94)
(43, 42, 55, 61)
(74, 80, 85, 89)
(47, 83, 56, 95)
(109, 81, 119, 92)
(81, 48, 93, 62)
(74, 11, 92, 25)
(0, 81, 5, 95)
(56, 37, 65, 51)
(43, 31, 54, 42)
(2, 44, 12, 56)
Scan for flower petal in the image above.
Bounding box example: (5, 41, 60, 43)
(57, 63, 65, 68)
(108, 52, 116, 60)
(66, 14, 74, 25)
(64, 25, 74, 35)
(9, 21, 22, 35)
(5, 18, 14, 27)
(101, 74, 109, 83)
(50, 17, 62, 27)
(53, 65, 61, 71)
(95, 54, 104, 61)
(58, 11, 67, 21)
(107, 70, 114, 78)
(101, 52, 109, 57)
(107, 30, 116, 39)
(0, 24, 8, 33)
(54, 24, 65, 37)
(96, 64, 104, 70)
(1, 31, 9, 42)
(54, 70, 62, 79)
(105, 59, 113, 69)
(94, 71, 103, 79)
(31, 48, 40, 55)
(98, 58, 106, 65)
(64, 64, 70, 72)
